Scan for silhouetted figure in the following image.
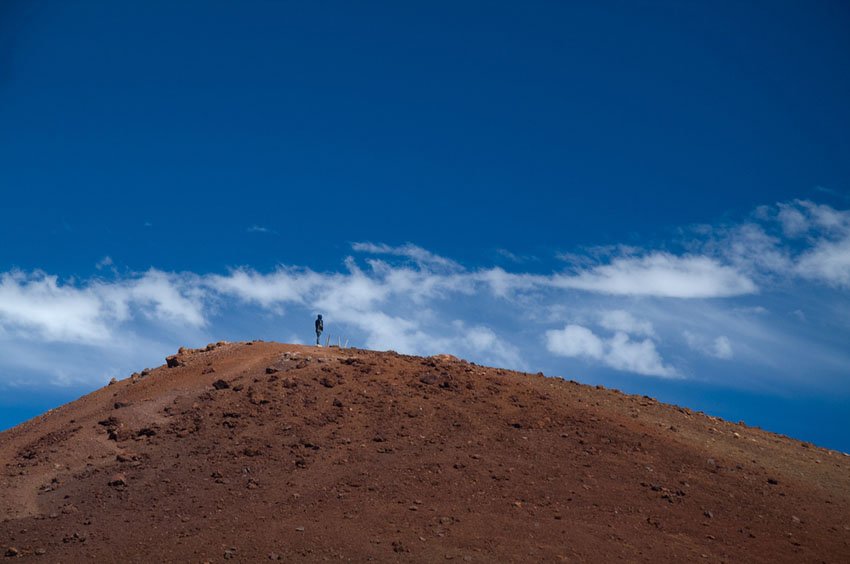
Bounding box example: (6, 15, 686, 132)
(315, 314, 323, 346)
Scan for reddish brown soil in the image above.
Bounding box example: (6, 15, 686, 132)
(1, 342, 849, 562)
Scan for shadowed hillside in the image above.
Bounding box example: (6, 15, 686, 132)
(1, 342, 848, 562)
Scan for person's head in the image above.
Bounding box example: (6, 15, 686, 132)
(317, 314, 322, 320)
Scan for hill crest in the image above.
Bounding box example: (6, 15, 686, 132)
(1, 341, 849, 561)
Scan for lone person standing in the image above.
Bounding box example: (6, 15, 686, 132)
(315, 314, 323, 346)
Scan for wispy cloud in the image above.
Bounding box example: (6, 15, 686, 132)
(352, 242, 462, 271)
(247, 225, 276, 234)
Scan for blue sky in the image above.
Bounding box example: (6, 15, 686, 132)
(1, 1, 849, 450)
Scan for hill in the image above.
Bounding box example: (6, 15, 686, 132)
(1, 342, 848, 562)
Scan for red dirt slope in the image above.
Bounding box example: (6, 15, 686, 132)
(1, 341, 849, 562)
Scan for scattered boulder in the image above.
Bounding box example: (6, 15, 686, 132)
(420, 373, 440, 385)
(431, 354, 460, 362)
(5, 547, 19, 557)
(108, 377, 118, 386)
(98, 416, 120, 428)
(212, 379, 231, 390)
(166, 355, 185, 368)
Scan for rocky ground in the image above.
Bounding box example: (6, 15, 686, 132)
(1, 341, 848, 562)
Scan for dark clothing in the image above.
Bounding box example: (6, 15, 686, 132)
(315, 317, 323, 345)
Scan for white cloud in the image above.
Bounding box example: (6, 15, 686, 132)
(0, 271, 108, 342)
(684, 199, 850, 293)
(684, 331, 734, 360)
(795, 236, 850, 288)
(0, 269, 206, 345)
(551, 253, 758, 298)
(605, 332, 677, 377)
(545, 325, 604, 359)
(713, 336, 733, 359)
(777, 203, 809, 237)
(599, 310, 656, 337)
(546, 324, 676, 378)
(205, 268, 319, 308)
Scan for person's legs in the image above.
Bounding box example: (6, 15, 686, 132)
(316, 331, 321, 345)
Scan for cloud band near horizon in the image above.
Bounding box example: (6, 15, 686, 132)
(1, 198, 849, 395)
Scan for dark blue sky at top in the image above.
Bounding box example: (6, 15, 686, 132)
(2, 0, 849, 276)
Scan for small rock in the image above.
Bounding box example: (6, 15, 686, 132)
(35, 548, 46, 555)
(295, 526, 305, 532)
(268, 553, 281, 561)
(333, 398, 343, 408)
(108, 377, 118, 386)
(5, 547, 19, 557)
(265, 367, 279, 374)
(108, 473, 127, 487)
(792, 515, 801, 524)
(767, 478, 779, 485)
(703, 510, 713, 519)
(224, 548, 237, 560)
(212, 379, 230, 390)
